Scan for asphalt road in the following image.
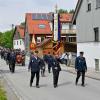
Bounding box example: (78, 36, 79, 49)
(0, 58, 100, 100)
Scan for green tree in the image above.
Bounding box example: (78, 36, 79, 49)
(0, 32, 3, 42)
(0, 30, 14, 48)
(58, 9, 68, 13)
(69, 9, 75, 14)
(20, 22, 25, 26)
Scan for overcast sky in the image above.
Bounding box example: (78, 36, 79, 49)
(0, 0, 77, 32)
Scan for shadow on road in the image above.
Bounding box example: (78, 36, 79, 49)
(0, 70, 10, 74)
(59, 81, 72, 87)
(31, 84, 48, 88)
(40, 84, 48, 87)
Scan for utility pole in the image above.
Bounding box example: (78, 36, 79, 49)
(11, 24, 14, 49)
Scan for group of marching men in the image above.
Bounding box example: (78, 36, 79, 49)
(0, 48, 61, 88)
(28, 51, 61, 88)
(0, 48, 25, 73)
(0, 47, 87, 88)
(28, 50, 87, 88)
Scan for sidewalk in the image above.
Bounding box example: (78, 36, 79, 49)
(61, 64, 100, 80)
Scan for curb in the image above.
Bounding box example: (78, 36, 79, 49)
(62, 68, 100, 81)
(0, 70, 24, 100)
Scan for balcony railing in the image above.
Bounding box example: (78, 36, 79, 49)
(61, 29, 76, 34)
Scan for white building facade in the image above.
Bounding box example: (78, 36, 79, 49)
(73, 0, 100, 71)
(13, 39, 25, 51)
(13, 26, 25, 51)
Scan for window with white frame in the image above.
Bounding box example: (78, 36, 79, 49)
(20, 40, 21, 45)
(87, 0, 91, 11)
(37, 37, 41, 43)
(94, 27, 99, 42)
(17, 41, 18, 45)
(96, 0, 100, 8)
(41, 36, 45, 41)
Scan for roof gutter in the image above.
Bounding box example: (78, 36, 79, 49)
(72, 0, 83, 24)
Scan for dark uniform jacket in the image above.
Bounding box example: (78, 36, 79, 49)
(75, 56, 87, 71)
(39, 58, 45, 70)
(7, 52, 11, 61)
(52, 58, 61, 75)
(9, 53, 16, 64)
(28, 56, 41, 72)
(43, 55, 48, 63)
(47, 55, 53, 67)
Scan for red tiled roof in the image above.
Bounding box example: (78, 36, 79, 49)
(26, 13, 52, 35)
(16, 25, 24, 38)
(60, 13, 73, 23)
(25, 13, 73, 35)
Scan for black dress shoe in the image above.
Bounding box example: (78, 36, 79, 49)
(81, 84, 85, 87)
(30, 83, 32, 87)
(54, 85, 57, 88)
(36, 85, 40, 88)
(75, 82, 77, 86)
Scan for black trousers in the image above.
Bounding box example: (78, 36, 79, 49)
(41, 68, 45, 76)
(9, 63, 15, 73)
(53, 71, 59, 86)
(12, 64, 15, 73)
(9, 64, 12, 71)
(48, 64, 51, 73)
(30, 71, 40, 86)
(76, 70, 85, 85)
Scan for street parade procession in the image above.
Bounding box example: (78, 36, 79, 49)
(0, 0, 100, 100)
(0, 48, 75, 88)
(0, 5, 79, 89)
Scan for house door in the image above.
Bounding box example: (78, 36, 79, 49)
(95, 59, 99, 71)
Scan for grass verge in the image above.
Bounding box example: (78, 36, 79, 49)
(0, 82, 7, 100)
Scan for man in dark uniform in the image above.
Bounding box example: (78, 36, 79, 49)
(40, 58, 45, 77)
(6, 49, 10, 65)
(21, 50, 25, 66)
(47, 52, 53, 73)
(51, 54, 61, 88)
(75, 52, 87, 87)
(9, 50, 16, 73)
(8, 49, 12, 71)
(1, 49, 4, 59)
(28, 50, 41, 88)
(43, 54, 48, 63)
